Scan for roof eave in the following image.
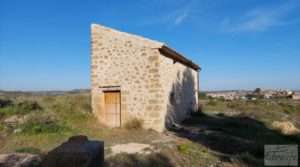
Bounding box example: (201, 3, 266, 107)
(159, 45, 201, 71)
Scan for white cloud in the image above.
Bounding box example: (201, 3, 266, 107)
(174, 9, 189, 25)
(220, 1, 300, 33)
(140, 1, 197, 27)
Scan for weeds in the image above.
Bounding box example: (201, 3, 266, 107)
(16, 146, 41, 154)
(17, 100, 42, 111)
(43, 96, 56, 103)
(105, 147, 112, 156)
(178, 143, 190, 155)
(0, 99, 13, 108)
(0, 100, 42, 117)
(227, 100, 245, 110)
(21, 112, 69, 134)
(207, 100, 217, 106)
(124, 117, 144, 130)
(0, 106, 21, 117)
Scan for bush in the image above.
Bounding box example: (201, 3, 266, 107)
(124, 117, 144, 130)
(227, 100, 245, 110)
(0, 106, 22, 117)
(198, 92, 207, 99)
(16, 146, 41, 154)
(0, 99, 13, 108)
(21, 112, 69, 134)
(245, 94, 264, 100)
(0, 100, 42, 117)
(0, 121, 4, 132)
(279, 103, 296, 114)
(207, 100, 217, 106)
(17, 100, 42, 111)
(178, 143, 190, 155)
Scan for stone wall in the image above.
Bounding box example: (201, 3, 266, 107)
(91, 24, 199, 132)
(91, 24, 165, 131)
(159, 53, 199, 128)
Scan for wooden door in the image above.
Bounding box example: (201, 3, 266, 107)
(104, 91, 121, 127)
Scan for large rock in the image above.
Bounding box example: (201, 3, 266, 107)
(42, 135, 104, 167)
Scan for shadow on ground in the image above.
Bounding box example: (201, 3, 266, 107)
(170, 112, 300, 166)
(105, 153, 173, 167)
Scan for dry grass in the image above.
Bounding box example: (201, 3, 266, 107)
(0, 92, 299, 167)
(124, 117, 144, 130)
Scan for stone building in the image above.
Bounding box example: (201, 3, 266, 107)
(91, 24, 200, 132)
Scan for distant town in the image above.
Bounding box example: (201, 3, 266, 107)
(203, 88, 300, 100)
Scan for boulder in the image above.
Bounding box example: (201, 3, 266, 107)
(42, 135, 104, 167)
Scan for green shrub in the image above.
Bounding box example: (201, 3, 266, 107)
(21, 112, 69, 134)
(245, 94, 264, 100)
(17, 100, 42, 111)
(279, 103, 296, 114)
(0, 99, 13, 108)
(178, 143, 190, 155)
(0, 121, 4, 131)
(0, 100, 42, 117)
(16, 146, 41, 154)
(198, 92, 207, 99)
(124, 117, 144, 130)
(271, 95, 291, 100)
(219, 97, 226, 102)
(105, 147, 112, 156)
(0, 106, 22, 116)
(207, 100, 217, 106)
(227, 100, 245, 110)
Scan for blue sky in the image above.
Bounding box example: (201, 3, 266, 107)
(0, 0, 300, 91)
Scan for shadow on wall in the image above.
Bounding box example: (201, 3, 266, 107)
(165, 68, 196, 128)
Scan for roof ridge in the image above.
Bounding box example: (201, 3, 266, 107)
(91, 23, 164, 48)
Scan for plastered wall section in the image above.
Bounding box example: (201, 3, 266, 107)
(91, 24, 166, 131)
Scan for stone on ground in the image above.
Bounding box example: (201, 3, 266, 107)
(110, 143, 153, 156)
(0, 153, 40, 167)
(42, 135, 104, 167)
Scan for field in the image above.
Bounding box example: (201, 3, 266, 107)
(0, 92, 299, 166)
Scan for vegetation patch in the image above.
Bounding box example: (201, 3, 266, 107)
(0, 92, 299, 167)
(0, 98, 13, 108)
(21, 112, 70, 134)
(177, 143, 190, 155)
(0, 100, 42, 117)
(17, 100, 42, 111)
(16, 146, 41, 154)
(124, 117, 144, 130)
(207, 100, 217, 106)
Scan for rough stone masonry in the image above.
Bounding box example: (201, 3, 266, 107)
(91, 23, 200, 132)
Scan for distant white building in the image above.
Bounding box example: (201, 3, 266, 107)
(292, 93, 300, 100)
